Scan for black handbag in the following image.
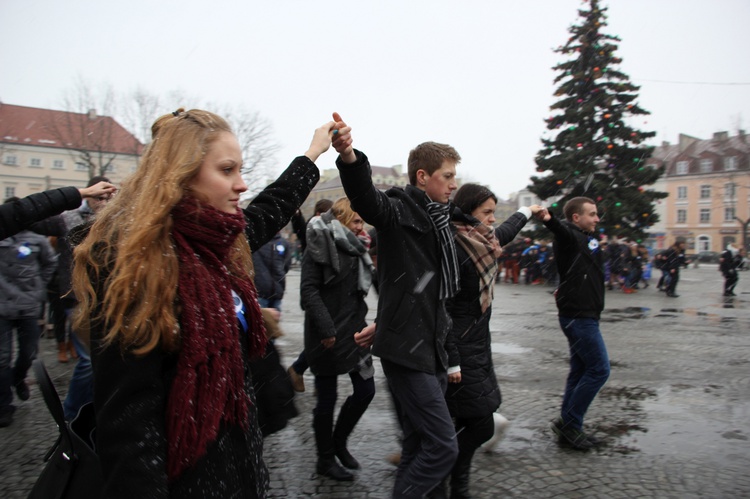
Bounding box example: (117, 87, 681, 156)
(28, 359, 104, 499)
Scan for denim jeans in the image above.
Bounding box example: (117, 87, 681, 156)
(558, 316, 610, 430)
(0, 317, 41, 410)
(257, 297, 282, 311)
(63, 310, 92, 421)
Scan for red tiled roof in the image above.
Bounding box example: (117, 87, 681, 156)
(0, 103, 143, 155)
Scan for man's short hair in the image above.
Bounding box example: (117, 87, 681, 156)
(563, 196, 596, 221)
(407, 142, 461, 186)
(87, 175, 110, 188)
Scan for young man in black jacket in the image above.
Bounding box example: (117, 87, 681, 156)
(331, 113, 459, 498)
(540, 197, 610, 450)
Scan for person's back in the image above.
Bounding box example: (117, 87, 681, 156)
(252, 233, 291, 310)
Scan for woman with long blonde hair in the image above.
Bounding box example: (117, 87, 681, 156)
(72, 108, 337, 498)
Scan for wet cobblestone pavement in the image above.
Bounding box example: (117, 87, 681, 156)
(2, 264, 749, 498)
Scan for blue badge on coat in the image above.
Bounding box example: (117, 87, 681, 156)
(587, 237, 599, 253)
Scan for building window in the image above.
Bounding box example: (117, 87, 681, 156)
(4, 186, 15, 199)
(725, 206, 736, 222)
(699, 185, 711, 199)
(523, 196, 532, 206)
(725, 182, 737, 200)
(699, 159, 713, 173)
(677, 186, 687, 199)
(697, 235, 711, 252)
(75, 162, 88, 171)
(699, 208, 711, 223)
(676, 161, 689, 175)
(104, 163, 116, 173)
(53, 159, 64, 169)
(677, 209, 687, 224)
(4, 155, 18, 165)
(29, 158, 42, 167)
(724, 156, 737, 171)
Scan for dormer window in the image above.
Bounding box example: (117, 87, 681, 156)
(699, 159, 713, 173)
(724, 156, 737, 171)
(675, 161, 688, 175)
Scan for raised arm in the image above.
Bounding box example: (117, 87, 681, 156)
(331, 113, 397, 228)
(1, 187, 82, 240)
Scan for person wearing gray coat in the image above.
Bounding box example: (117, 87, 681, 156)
(0, 220, 57, 427)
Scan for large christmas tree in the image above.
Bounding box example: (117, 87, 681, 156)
(529, 0, 667, 242)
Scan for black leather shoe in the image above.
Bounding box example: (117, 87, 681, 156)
(666, 293, 680, 297)
(14, 381, 30, 401)
(316, 459, 354, 481)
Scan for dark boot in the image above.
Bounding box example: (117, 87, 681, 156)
(333, 396, 371, 470)
(313, 410, 353, 481)
(450, 450, 474, 499)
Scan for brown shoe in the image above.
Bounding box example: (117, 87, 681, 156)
(57, 342, 69, 363)
(67, 340, 79, 360)
(287, 366, 305, 392)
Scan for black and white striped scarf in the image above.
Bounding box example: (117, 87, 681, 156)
(425, 201, 460, 299)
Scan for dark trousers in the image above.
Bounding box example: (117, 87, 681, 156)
(381, 359, 458, 499)
(314, 370, 375, 415)
(666, 270, 680, 294)
(0, 317, 40, 410)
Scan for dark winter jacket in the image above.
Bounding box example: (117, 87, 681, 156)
(336, 150, 452, 374)
(0, 230, 57, 318)
(445, 210, 529, 418)
(663, 246, 687, 273)
(543, 213, 605, 319)
(252, 233, 291, 301)
(300, 231, 370, 377)
(58, 203, 97, 308)
(0, 186, 82, 241)
(89, 156, 319, 499)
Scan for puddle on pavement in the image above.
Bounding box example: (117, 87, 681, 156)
(612, 386, 750, 462)
(491, 343, 531, 355)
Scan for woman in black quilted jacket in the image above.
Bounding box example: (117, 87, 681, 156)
(445, 184, 542, 498)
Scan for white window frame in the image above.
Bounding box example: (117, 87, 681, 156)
(4, 155, 18, 165)
(724, 156, 737, 171)
(29, 158, 42, 167)
(677, 209, 687, 224)
(725, 206, 736, 222)
(699, 208, 711, 223)
(699, 185, 711, 199)
(676, 161, 689, 175)
(52, 159, 65, 169)
(699, 159, 713, 173)
(697, 235, 711, 252)
(677, 186, 687, 199)
(4, 186, 15, 199)
(75, 162, 89, 171)
(725, 182, 737, 200)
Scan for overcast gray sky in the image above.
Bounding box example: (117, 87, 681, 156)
(2, 0, 749, 199)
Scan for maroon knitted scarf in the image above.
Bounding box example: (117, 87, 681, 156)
(166, 197, 267, 481)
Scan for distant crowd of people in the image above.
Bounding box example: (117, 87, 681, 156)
(2, 109, 745, 499)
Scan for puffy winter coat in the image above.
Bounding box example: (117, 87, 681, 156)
(0, 230, 57, 318)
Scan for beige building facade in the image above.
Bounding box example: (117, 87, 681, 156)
(648, 131, 750, 253)
(1, 104, 142, 200)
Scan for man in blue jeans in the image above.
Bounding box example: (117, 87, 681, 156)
(59, 176, 112, 421)
(540, 197, 610, 450)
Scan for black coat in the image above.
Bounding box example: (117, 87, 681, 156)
(337, 151, 452, 374)
(252, 234, 291, 301)
(90, 156, 319, 498)
(543, 213, 605, 319)
(300, 241, 369, 376)
(0, 186, 82, 241)
(445, 211, 529, 419)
